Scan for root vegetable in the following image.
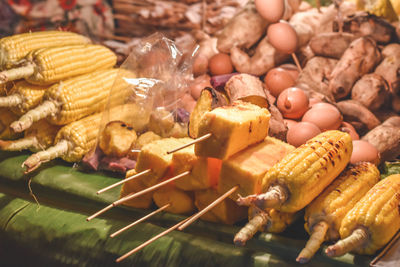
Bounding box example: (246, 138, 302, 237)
(309, 32, 355, 59)
(375, 43, 400, 93)
(329, 37, 381, 100)
(351, 74, 390, 111)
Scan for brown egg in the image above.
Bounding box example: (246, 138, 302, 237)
(182, 93, 197, 113)
(283, 119, 298, 130)
(264, 67, 296, 97)
(350, 140, 380, 165)
(339, 122, 359, 140)
(255, 0, 285, 23)
(278, 63, 299, 80)
(277, 87, 309, 119)
(208, 53, 234, 76)
(267, 21, 299, 54)
(193, 54, 209, 77)
(190, 74, 211, 100)
(286, 121, 321, 147)
(302, 104, 342, 131)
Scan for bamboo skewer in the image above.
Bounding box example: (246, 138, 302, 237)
(177, 185, 239, 231)
(291, 53, 302, 72)
(86, 204, 113, 221)
(97, 169, 151, 195)
(167, 133, 212, 154)
(110, 203, 171, 238)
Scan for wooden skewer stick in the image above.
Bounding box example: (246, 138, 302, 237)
(167, 133, 212, 154)
(130, 149, 141, 153)
(177, 185, 239, 231)
(116, 216, 193, 262)
(97, 169, 151, 195)
(291, 53, 302, 72)
(110, 203, 171, 238)
(113, 171, 191, 206)
(86, 203, 113, 222)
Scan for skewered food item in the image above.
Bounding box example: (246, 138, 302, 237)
(0, 108, 22, 140)
(195, 100, 270, 159)
(326, 174, 400, 256)
(11, 69, 133, 132)
(0, 31, 91, 69)
(153, 185, 196, 215)
(0, 44, 117, 85)
(237, 130, 353, 213)
(297, 162, 380, 263)
(135, 137, 192, 187)
(219, 136, 295, 201)
(194, 188, 247, 225)
(120, 169, 154, 209)
(0, 81, 49, 115)
(99, 121, 137, 157)
(234, 207, 298, 246)
(0, 120, 59, 152)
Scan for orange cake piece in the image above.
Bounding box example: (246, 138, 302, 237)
(218, 136, 295, 201)
(195, 100, 270, 159)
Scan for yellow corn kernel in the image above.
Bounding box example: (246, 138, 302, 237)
(0, 44, 116, 85)
(297, 162, 380, 263)
(326, 174, 400, 256)
(0, 31, 91, 69)
(238, 130, 353, 213)
(0, 81, 49, 115)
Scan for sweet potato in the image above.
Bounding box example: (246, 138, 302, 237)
(351, 74, 390, 111)
(362, 116, 400, 162)
(309, 32, 355, 59)
(336, 100, 381, 134)
(329, 37, 381, 100)
(375, 43, 400, 93)
(217, 0, 268, 53)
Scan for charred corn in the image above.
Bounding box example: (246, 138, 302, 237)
(0, 81, 49, 115)
(0, 44, 116, 85)
(234, 207, 298, 246)
(0, 108, 22, 140)
(237, 130, 353, 213)
(10, 69, 135, 132)
(326, 174, 400, 257)
(0, 31, 90, 69)
(0, 120, 59, 152)
(296, 162, 380, 263)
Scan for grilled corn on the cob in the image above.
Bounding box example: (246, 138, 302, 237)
(297, 162, 380, 263)
(237, 130, 353, 213)
(326, 174, 400, 256)
(0, 31, 90, 69)
(0, 44, 116, 85)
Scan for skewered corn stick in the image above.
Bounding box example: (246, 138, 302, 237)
(0, 108, 22, 140)
(0, 120, 60, 152)
(0, 81, 49, 115)
(0, 31, 91, 69)
(326, 174, 400, 257)
(0, 44, 116, 85)
(297, 162, 380, 263)
(234, 207, 298, 246)
(237, 130, 353, 213)
(22, 111, 103, 172)
(10, 69, 133, 132)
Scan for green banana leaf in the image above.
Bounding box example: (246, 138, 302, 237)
(0, 152, 373, 266)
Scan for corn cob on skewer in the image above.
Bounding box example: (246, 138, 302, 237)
(0, 31, 91, 69)
(0, 44, 116, 85)
(326, 174, 400, 256)
(0, 108, 22, 140)
(0, 81, 49, 115)
(237, 130, 353, 213)
(297, 162, 380, 263)
(0, 120, 59, 152)
(10, 69, 134, 132)
(234, 207, 298, 246)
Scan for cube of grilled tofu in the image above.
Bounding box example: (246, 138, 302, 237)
(172, 145, 222, 191)
(120, 170, 154, 209)
(218, 136, 295, 201)
(153, 185, 196, 215)
(195, 100, 270, 159)
(135, 137, 192, 187)
(194, 188, 248, 225)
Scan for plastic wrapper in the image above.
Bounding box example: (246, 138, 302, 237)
(83, 33, 196, 173)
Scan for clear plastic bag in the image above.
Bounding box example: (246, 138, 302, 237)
(83, 32, 196, 173)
